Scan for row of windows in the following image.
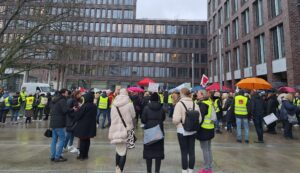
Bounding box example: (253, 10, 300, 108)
(209, 24, 285, 75)
(66, 65, 206, 79)
(2, 19, 206, 36)
(208, 0, 282, 35)
(53, 0, 134, 5)
(1, 33, 206, 50)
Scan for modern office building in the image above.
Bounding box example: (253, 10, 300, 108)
(207, 0, 300, 88)
(0, 0, 207, 90)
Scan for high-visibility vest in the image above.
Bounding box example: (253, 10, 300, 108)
(4, 97, 10, 107)
(168, 95, 173, 104)
(38, 96, 46, 108)
(25, 96, 34, 110)
(214, 98, 220, 113)
(159, 94, 164, 104)
(234, 95, 248, 116)
(98, 96, 108, 109)
(293, 98, 300, 107)
(20, 91, 26, 102)
(11, 97, 21, 108)
(201, 100, 215, 130)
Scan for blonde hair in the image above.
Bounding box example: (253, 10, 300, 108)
(285, 93, 294, 102)
(222, 93, 229, 100)
(180, 88, 191, 98)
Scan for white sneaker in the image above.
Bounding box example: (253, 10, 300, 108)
(182, 170, 188, 173)
(67, 145, 73, 150)
(70, 147, 79, 153)
(188, 169, 194, 173)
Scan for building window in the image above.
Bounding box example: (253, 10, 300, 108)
(234, 47, 240, 70)
(226, 51, 231, 72)
(255, 34, 265, 64)
(242, 9, 250, 34)
(233, 18, 239, 41)
(270, 0, 282, 18)
(232, 0, 238, 14)
(271, 24, 285, 59)
(243, 41, 251, 67)
(254, 0, 264, 26)
(225, 25, 230, 46)
(134, 24, 143, 33)
(224, 0, 230, 21)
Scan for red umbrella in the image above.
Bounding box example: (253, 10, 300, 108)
(278, 87, 296, 93)
(127, 87, 144, 93)
(137, 78, 155, 86)
(206, 83, 232, 91)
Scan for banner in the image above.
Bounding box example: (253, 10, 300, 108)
(148, 83, 159, 92)
(201, 74, 209, 87)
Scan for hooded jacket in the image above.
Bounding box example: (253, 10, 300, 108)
(108, 93, 136, 144)
(74, 92, 97, 138)
(250, 93, 266, 118)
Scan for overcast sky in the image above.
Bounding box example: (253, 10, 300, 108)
(136, 0, 207, 21)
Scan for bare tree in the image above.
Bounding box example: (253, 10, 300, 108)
(0, 0, 79, 80)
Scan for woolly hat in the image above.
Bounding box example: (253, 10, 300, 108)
(150, 92, 159, 102)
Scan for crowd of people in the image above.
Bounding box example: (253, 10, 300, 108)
(0, 86, 299, 173)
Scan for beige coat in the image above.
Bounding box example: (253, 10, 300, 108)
(172, 97, 201, 129)
(108, 94, 136, 144)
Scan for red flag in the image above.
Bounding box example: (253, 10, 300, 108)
(201, 74, 209, 87)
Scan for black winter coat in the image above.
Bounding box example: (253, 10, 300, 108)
(141, 101, 166, 159)
(196, 100, 215, 141)
(250, 94, 266, 119)
(74, 93, 97, 139)
(50, 95, 72, 128)
(66, 97, 80, 132)
(266, 95, 279, 115)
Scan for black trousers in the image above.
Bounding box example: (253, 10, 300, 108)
(177, 133, 195, 170)
(116, 153, 126, 171)
(79, 139, 90, 159)
(1, 110, 9, 123)
(267, 121, 277, 132)
(283, 120, 293, 138)
(146, 159, 161, 173)
(254, 117, 264, 141)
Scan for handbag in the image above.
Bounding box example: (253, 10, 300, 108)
(44, 129, 52, 138)
(116, 107, 137, 149)
(287, 114, 298, 125)
(144, 125, 164, 145)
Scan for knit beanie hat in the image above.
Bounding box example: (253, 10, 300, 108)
(150, 92, 159, 102)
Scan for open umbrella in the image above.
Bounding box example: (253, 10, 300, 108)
(127, 87, 144, 93)
(236, 77, 272, 90)
(191, 86, 205, 92)
(137, 78, 155, 86)
(206, 83, 232, 91)
(278, 87, 296, 93)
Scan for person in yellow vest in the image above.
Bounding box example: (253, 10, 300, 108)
(20, 87, 27, 116)
(10, 92, 22, 124)
(212, 92, 223, 134)
(293, 92, 300, 126)
(36, 93, 47, 121)
(196, 89, 215, 173)
(25, 93, 35, 124)
(159, 92, 164, 105)
(1, 91, 12, 124)
(97, 91, 111, 129)
(233, 90, 250, 143)
(167, 93, 174, 118)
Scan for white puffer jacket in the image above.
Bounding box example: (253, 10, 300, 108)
(108, 94, 136, 144)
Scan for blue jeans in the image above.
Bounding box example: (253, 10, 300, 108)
(11, 109, 20, 122)
(50, 128, 66, 159)
(64, 131, 74, 148)
(236, 117, 249, 141)
(97, 109, 110, 128)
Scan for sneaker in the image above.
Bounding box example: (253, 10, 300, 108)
(236, 139, 242, 143)
(70, 147, 79, 153)
(67, 145, 73, 151)
(54, 156, 67, 162)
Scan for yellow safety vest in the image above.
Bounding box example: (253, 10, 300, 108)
(38, 96, 46, 108)
(159, 94, 164, 104)
(293, 98, 300, 107)
(98, 96, 108, 109)
(25, 96, 34, 110)
(20, 91, 26, 102)
(4, 97, 10, 107)
(234, 95, 248, 116)
(11, 97, 21, 108)
(214, 98, 220, 113)
(168, 95, 173, 104)
(201, 100, 215, 129)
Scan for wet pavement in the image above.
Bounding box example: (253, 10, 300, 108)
(0, 118, 299, 173)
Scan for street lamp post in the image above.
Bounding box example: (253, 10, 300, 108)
(191, 53, 194, 88)
(218, 29, 223, 91)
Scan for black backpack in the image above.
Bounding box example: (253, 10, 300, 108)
(11, 97, 19, 106)
(180, 101, 200, 132)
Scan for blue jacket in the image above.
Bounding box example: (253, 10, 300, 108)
(2, 93, 12, 110)
(280, 100, 298, 120)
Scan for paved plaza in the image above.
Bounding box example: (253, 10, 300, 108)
(0, 119, 299, 173)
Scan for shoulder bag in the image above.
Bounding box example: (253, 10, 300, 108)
(116, 107, 137, 149)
